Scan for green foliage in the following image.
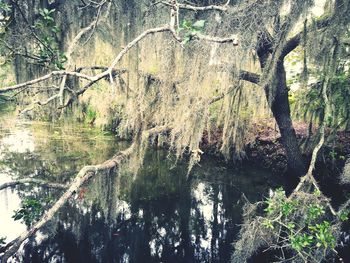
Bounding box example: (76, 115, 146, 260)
(0, 236, 6, 245)
(263, 188, 347, 259)
(309, 221, 336, 249)
(0, 2, 11, 12)
(178, 19, 206, 45)
(339, 209, 349, 222)
(84, 106, 97, 125)
(233, 188, 346, 262)
(33, 8, 67, 69)
(290, 233, 314, 252)
(307, 203, 325, 221)
(38, 8, 56, 23)
(12, 196, 53, 227)
(291, 53, 350, 131)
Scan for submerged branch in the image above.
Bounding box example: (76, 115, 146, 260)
(20, 94, 60, 115)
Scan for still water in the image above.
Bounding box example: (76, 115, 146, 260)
(0, 112, 280, 263)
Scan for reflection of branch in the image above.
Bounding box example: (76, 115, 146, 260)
(0, 179, 67, 191)
(0, 126, 167, 261)
(0, 39, 41, 61)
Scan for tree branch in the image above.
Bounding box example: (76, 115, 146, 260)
(239, 70, 260, 84)
(161, 0, 230, 11)
(0, 179, 67, 191)
(0, 125, 169, 261)
(280, 16, 332, 59)
(58, 1, 111, 105)
(192, 32, 238, 45)
(0, 71, 94, 94)
(0, 145, 134, 262)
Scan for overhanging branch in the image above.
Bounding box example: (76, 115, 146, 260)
(0, 179, 67, 191)
(161, 0, 230, 11)
(280, 16, 332, 59)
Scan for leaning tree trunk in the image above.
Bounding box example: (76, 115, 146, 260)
(267, 61, 307, 181)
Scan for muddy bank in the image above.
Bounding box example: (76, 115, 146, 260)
(200, 120, 350, 177)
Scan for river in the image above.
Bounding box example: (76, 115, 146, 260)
(0, 110, 280, 263)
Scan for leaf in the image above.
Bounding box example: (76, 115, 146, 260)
(192, 20, 206, 30)
(182, 35, 191, 45)
(181, 20, 192, 30)
(0, 3, 11, 12)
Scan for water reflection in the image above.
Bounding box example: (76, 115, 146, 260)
(0, 118, 128, 247)
(0, 118, 280, 262)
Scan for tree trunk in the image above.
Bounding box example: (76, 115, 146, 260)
(267, 61, 307, 181)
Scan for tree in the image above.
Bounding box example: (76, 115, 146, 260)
(0, 0, 349, 261)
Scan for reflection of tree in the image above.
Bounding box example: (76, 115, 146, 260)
(18, 149, 276, 262)
(0, 121, 127, 184)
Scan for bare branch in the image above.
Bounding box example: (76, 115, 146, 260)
(0, 178, 67, 191)
(59, 1, 111, 105)
(108, 26, 171, 70)
(192, 32, 238, 45)
(161, 0, 230, 11)
(0, 71, 94, 94)
(0, 26, 172, 107)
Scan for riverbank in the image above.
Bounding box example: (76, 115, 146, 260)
(200, 120, 350, 177)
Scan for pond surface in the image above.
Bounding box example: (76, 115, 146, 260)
(0, 111, 280, 263)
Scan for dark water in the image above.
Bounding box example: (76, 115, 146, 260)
(0, 114, 280, 263)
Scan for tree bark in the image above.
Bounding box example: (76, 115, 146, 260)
(267, 61, 307, 181)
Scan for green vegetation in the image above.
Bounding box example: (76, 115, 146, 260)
(0, 237, 6, 245)
(12, 197, 52, 227)
(0, 0, 349, 262)
(35, 8, 67, 69)
(178, 19, 206, 44)
(233, 188, 348, 262)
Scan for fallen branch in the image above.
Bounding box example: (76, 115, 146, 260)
(0, 144, 134, 262)
(0, 125, 167, 262)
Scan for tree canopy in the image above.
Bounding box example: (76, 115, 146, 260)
(0, 0, 350, 261)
